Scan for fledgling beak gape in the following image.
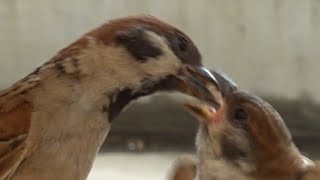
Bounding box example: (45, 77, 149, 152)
(183, 70, 230, 125)
(184, 102, 218, 124)
(0, 14, 238, 179)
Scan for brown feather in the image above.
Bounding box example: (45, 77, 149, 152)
(0, 92, 33, 179)
(301, 164, 320, 180)
(0, 15, 205, 179)
(0, 102, 32, 141)
(0, 134, 27, 179)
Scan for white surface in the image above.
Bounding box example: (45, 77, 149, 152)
(88, 152, 181, 180)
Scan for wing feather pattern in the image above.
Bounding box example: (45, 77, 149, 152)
(0, 74, 39, 179)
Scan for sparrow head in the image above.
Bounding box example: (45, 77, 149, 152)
(184, 71, 314, 178)
(52, 15, 221, 120)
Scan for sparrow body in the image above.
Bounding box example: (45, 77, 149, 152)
(0, 15, 221, 180)
(170, 73, 319, 180)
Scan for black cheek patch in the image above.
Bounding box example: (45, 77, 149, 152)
(107, 75, 179, 122)
(165, 32, 202, 66)
(116, 27, 163, 61)
(108, 88, 135, 121)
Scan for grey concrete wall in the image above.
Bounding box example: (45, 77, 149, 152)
(1, 0, 320, 101)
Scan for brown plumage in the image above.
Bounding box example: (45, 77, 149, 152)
(0, 15, 222, 180)
(169, 72, 319, 180)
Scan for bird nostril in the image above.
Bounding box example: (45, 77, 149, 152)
(178, 35, 188, 51)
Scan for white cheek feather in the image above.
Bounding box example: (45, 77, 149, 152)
(37, 33, 183, 115)
(236, 159, 256, 173)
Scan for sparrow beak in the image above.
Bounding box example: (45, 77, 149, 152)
(184, 102, 217, 124)
(175, 66, 223, 109)
(182, 69, 237, 124)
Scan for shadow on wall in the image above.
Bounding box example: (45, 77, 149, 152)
(103, 94, 320, 158)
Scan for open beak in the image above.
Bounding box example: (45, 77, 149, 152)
(184, 102, 217, 124)
(175, 66, 223, 109)
(182, 69, 237, 124)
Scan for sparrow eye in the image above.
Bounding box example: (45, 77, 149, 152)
(177, 34, 188, 51)
(233, 108, 248, 120)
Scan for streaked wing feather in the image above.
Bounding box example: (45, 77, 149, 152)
(0, 74, 39, 179)
(0, 75, 39, 112)
(0, 134, 27, 179)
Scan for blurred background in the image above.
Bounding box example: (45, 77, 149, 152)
(1, 0, 320, 179)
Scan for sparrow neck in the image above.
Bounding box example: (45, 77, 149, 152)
(255, 145, 314, 179)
